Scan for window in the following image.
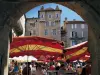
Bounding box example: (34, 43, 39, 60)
(51, 22, 55, 26)
(72, 31, 74, 37)
(33, 23, 35, 27)
(72, 40, 77, 46)
(81, 24, 85, 29)
(72, 24, 77, 29)
(45, 29, 48, 35)
(30, 23, 33, 25)
(82, 31, 84, 37)
(72, 24, 74, 29)
(56, 14, 59, 18)
(49, 21, 51, 26)
(45, 21, 51, 26)
(41, 14, 44, 18)
(48, 15, 51, 18)
(30, 31, 33, 36)
(30, 23, 35, 27)
(45, 21, 49, 26)
(72, 31, 75, 37)
(72, 31, 77, 37)
(52, 29, 56, 35)
(30, 32, 32, 36)
(75, 24, 77, 28)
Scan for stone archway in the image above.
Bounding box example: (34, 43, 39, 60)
(0, 0, 100, 75)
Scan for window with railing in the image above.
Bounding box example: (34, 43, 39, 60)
(72, 31, 77, 37)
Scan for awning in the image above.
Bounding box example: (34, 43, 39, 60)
(65, 41, 90, 61)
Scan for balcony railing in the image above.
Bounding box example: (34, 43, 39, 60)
(69, 36, 85, 40)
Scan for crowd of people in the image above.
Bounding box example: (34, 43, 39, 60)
(8, 60, 91, 75)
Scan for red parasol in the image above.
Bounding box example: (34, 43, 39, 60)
(10, 36, 63, 58)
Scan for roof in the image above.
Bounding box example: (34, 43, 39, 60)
(26, 17, 39, 21)
(39, 7, 62, 12)
(65, 21, 86, 24)
(65, 41, 88, 49)
(44, 7, 55, 11)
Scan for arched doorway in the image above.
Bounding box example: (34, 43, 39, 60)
(0, 1, 100, 75)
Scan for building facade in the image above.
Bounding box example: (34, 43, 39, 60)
(61, 18, 88, 47)
(25, 6, 62, 41)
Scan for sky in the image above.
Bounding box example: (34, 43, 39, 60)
(25, 3, 83, 25)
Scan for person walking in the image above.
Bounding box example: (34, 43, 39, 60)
(22, 63, 31, 75)
(35, 64, 44, 75)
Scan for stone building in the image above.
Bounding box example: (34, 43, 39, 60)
(61, 18, 88, 47)
(25, 6, 62, 41)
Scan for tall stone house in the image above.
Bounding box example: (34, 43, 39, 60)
(25, 6, 62, 41)
(61, 18, 88, 47)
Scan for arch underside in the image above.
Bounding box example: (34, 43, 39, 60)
(1, 0, 100, 75)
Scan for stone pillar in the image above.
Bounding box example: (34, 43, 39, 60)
(0, 25, 10, 75)
(88, 25, 99, 75)
(78, 1, 100, 75)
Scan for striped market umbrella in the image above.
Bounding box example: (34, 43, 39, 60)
(10, 36, 63, 58)
(65, 41, 90, 61)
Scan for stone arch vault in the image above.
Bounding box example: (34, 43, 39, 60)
(0, 0, 100, 75)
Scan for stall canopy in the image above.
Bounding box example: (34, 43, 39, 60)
(10, 36, 63, 58)
(65, 41, 90, 61)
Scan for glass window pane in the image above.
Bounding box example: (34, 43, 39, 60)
(75, 24, 77, 28)
(41, 14, 44, 18)
(45, 29, 48, 35)
(72, 40, 76, 46)
(72, 24, 74, 29)
(48, 15, 51, 18)
(56, 14, 59, 18)
(45, 21, 49, 26)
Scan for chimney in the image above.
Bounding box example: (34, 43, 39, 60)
(40, 6, 44, 10)
(63, 17, 68, 32)
(55, 5, 60, 10)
